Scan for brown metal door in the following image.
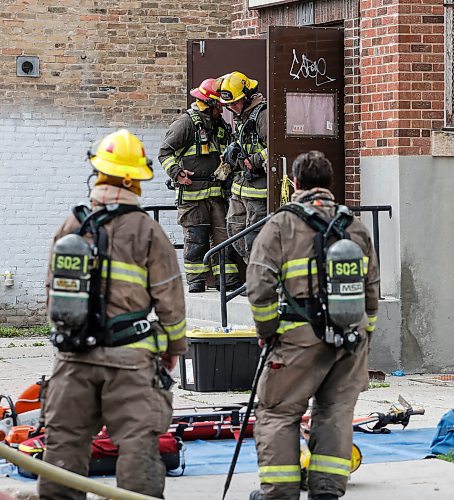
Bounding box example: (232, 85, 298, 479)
(267, 26, 345, 212)
(187, 39, 267, 107)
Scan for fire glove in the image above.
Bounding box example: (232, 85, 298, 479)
(213, 159, 232, 181)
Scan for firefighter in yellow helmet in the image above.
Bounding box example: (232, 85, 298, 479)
(159, 78, 241, 293)
(220, 71, 268, 262)
(39, 129, 187, 500)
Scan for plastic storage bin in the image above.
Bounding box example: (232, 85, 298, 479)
(179, 331, 260, 392)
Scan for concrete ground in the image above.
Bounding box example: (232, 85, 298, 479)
(0, 336, 453, 499)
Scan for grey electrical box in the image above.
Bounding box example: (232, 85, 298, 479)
(16, 56, 40, 77)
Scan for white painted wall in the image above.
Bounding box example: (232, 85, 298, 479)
(0, 117, 183, 325)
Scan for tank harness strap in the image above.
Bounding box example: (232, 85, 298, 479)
(76, 204, 148, 347)
(241, 102, 267, 149)
(275, 202, 354, 340)
(104, 309, 153, 347)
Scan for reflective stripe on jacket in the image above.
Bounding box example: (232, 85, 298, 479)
(246, 189, 380, 345)
(46, 185, 187, 361)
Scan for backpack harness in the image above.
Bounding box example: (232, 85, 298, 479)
(276, 201, 366, 352)
(49, 204, 156, 353)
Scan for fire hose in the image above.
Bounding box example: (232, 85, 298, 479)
(0, 443, 157, 500)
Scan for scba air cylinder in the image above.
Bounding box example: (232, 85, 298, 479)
(49, 234, 91, 332)
(326, 239, 365, 329)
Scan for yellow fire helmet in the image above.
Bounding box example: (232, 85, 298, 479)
(89, 129, 153, 181)
(219, 71, 258, 104)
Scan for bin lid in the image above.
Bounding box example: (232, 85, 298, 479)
(187, 328, 257, 339)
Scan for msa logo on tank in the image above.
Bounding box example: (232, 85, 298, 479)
(326, 239, 365, 337)
(49, 234, 92, 349)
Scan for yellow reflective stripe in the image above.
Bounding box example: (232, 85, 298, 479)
(182, 144, 219, 157)
(259, 465, 301, 484)
(308, 454, 351, 478)
(251, 302, 279, 322)
(162, 155, 178, 172)
(184, 263, 210, 274)
(125, 334, 168, 353)
(281, 258, 317, 280)
(260, 148, 268, 160)
(276, 320, 308, 335)
(102, 260, 148, 288)
(363, 256, 369, 274)
(182, 145, 197, 156)
(163, 318, 186, 341)
(231, 183, 267, 199)
(212, 264, 239, 275)
(182, 186, 222, 201)
(366, 314, 377, 333)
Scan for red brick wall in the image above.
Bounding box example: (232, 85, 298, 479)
(232, 0, 259, 37)
(360, 0, 445, 156)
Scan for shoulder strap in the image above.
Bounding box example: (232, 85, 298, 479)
(248, 101, 267, 122)
(72, 204, 91, 224)
(77, 205, 145, 236)
(187, 108, 204, 128)
(276, 202, 353, 239)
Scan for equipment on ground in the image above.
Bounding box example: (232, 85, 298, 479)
(0, 443, 156, 500)
(277, 202, 365, 352)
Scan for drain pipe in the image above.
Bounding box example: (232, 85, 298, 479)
(0, 443, 157, 500)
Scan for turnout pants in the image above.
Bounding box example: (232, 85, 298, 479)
(38, 352, 172, 500)
(226, 195, 267, 262)
(255, 337, 369, 499)
(178, 197, 239, 287)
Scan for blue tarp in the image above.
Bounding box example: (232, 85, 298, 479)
(181, 427, 436, 476)
(6, 427, 436, 480)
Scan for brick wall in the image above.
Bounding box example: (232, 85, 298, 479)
(0, 1, 231, 325)
(360, 0, 445, 156)
(231, 0, 363, 203)
(232, 0, 259, 37)
(0, 0, 231, 126)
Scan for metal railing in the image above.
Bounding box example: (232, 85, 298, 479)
(203, 205, 393, 327)
(143, 205, 183, 249)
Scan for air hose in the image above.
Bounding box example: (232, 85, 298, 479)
(0, 443, 157, 500)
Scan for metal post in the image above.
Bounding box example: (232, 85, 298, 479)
(220, 247, 227, 328)
(372, 210, 380, 268)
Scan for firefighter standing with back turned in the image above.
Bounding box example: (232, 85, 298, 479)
(39, 129, 187, 500)
(219, 71, 268, 262)
(159, 78, 241, 293)
(247, 151, 380, 500)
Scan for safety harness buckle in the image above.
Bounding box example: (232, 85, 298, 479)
(133, 319, 152, 336)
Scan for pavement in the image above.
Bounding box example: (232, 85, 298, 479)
(0, 336, 453, 499)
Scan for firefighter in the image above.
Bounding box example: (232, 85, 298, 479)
(246, 151, 380, 500)
(159, 78, 241, 293)
(39, 129, 187, 500)
(219, 71, 267, 262)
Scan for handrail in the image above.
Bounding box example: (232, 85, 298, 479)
(143, 205, 184, 249)
(204, 204, 393, 327)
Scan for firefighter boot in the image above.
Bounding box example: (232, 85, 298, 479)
(249, 491, 263, 500)
(189, 282, 206, 293)
(308, 494, 339, 500)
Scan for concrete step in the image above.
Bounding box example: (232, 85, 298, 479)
(185, 287, 253, 328)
